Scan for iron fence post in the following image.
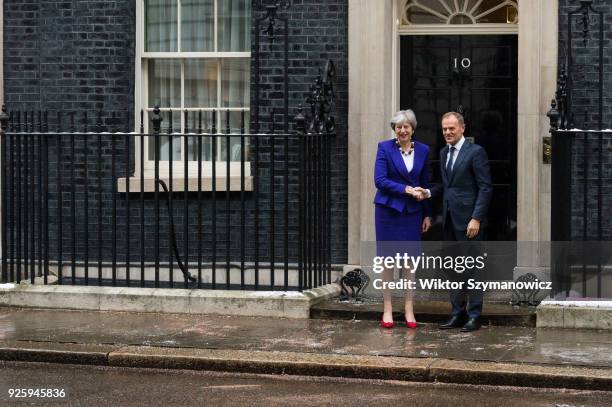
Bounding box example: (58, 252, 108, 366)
(0, 105, 8, 282)
(152, 106, 162, 287)
(295, 105, 306, 291)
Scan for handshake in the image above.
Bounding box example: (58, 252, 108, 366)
(405, 186, 429, 201)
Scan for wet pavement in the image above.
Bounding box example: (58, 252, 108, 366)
(0, 307, 610, 368)
(1, 360, 611, 407)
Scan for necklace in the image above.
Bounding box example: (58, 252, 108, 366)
(395, 139, 414, 156)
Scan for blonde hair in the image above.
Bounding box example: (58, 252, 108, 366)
(442, 111, 464, 126)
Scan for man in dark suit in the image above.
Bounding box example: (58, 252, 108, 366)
(416, 111, 492, 331)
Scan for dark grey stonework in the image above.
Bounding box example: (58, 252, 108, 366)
(558, 0, 612, 240)
(3, 0, 349, 275)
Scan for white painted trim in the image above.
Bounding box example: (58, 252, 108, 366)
(143, 159, 252, 175)
(216, 60, 222, 159)
(136, 0, 252, 177)
(117, 173, 254, 192)
(398, 24, 518, 35)
(135, 0, 144, 176)
(347, 0, 395, 264)
(180, 59, 185, 146)
(177, 0, 182, 52)
(516, 0, 558, 266)
(214, 0, 218, 52)
(142, 52, 250, 58)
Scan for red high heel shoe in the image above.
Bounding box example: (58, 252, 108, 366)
(405, 321, 417, 329)
(380, 318, 394, 329)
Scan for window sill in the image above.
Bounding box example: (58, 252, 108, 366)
(117, 176, 253, 193)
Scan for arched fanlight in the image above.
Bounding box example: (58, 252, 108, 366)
(399, 0, 518, 25)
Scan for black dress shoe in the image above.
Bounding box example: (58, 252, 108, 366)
(461, 318, 481, 332)
(439, 315, 465, 329)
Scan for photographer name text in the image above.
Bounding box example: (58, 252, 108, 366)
(372, 278, 552, 291)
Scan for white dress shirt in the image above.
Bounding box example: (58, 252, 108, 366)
(425, 136, 466, 198)
(400, 147, 414, 173)
(445, 136, 466, 171)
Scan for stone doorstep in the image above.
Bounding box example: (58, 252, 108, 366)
(311, 299, 537, 327)
(1, 342, 611, 391)
(536, 301, 612, 330)
(0, 283, 341, 319)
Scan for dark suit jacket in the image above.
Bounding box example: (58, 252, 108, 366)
(430, 140, 492, 231)
(373, 139, 431, 216)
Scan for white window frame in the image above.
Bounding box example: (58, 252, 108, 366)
(134, 0, 251, 179)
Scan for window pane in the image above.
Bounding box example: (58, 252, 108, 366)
(217, 111, 250, 162)
(148, 134, 182, 161)
(163, 135, 182, 161)
(185, 60, 217, 108)
(187, 111, 214, 161)
(218, 0, 251, 52)
(221, 59, 250, 108)
(145, 0, 177, 52)
(181, 0, 214, 51)
(147, 111, 181, 161)
(148, 59, 181, 108)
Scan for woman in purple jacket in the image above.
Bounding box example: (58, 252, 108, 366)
(374, 109, 431, 329)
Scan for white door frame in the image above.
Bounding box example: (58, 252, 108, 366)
(347, 0, 557, 275)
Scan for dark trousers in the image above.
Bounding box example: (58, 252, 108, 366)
(443, 215, 484, 319)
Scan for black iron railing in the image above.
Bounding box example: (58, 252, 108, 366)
(548, 1, 610, 299)
(549, 128, 612, 299)
(0, 105, 333, 291)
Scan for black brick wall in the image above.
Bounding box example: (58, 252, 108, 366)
(251, 0, 348, 263)
(3, 0, 349, 274)
(558, 0, 612, 128)
(558, 0, 612, 240)
(4, 0, 136, 115)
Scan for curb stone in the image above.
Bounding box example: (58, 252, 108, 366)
(1, 341, 611, 391)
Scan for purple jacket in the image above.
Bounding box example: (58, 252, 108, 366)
(373, 139, 431, 216)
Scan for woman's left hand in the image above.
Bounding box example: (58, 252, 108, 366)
(422, 217, 431, 233)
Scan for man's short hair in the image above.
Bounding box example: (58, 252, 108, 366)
(442, 111, 465, 126)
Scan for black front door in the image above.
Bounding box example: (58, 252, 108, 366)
(401, 35, 518, 241)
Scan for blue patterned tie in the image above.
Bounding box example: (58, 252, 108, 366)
(446, 146, 456, 176)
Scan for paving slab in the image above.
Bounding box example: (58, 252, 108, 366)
(1, 307, 612, 390)
(0, 307, 609, 367)
(0, 308, 194, 345)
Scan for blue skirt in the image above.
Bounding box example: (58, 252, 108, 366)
(375, 204, 422, 257)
